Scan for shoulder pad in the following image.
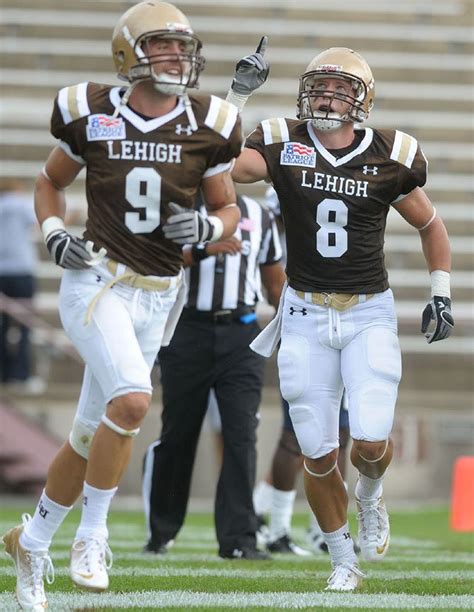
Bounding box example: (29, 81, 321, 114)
(204, 95, 239, 139)
(56, 82, 91, 125)
(261, 118, 290, 145)
(390, 130, 419, 169)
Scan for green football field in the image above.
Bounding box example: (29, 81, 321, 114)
(0, 505, 473, 610)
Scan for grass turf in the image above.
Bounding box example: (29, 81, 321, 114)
(0, 505, 473, 610)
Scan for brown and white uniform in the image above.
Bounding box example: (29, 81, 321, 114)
(52, 82, 241, 440)
(247, 119, 427, 456)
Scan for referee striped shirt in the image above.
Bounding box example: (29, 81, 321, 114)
(185, 194, 282, 311)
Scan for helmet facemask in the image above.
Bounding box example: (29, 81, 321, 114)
(128, 31, 204, 95)
(298, 71, 370, 131)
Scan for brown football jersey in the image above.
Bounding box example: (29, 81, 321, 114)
(245, 119, 427, 293)
(50, 82, 242, 276)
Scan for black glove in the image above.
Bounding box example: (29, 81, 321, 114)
(162, 203, 218, 245)
(46, 229, 106, 270)
(421, 296, 454, 343)
(231, 36, 269, 96)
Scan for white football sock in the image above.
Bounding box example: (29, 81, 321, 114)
(355, 473, 384, 500)
(253, 480, 274, 515)
(75, 482, 117, 540)
(323, 522, 358, 566)
(21, 490, 72, 552)
(269, 488, 296, 540)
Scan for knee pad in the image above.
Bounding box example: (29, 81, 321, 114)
(278, 335, 310, 401)
(69, 418, 97, 459)
(101, 414, 140, 437)
(289, 405, 325, 458)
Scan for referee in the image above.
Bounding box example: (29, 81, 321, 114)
(143, 192, 285, 559)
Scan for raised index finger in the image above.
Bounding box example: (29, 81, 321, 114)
(255, 36, 268, 55)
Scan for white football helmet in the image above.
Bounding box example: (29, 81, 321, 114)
(112, 1, 205, 95)
(297, 48, 375, 131)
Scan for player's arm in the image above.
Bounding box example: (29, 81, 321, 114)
(35, 146, 82, 224)
(232, 148, 269, 183)
(200, 170, 241, 239)
(36, 146, 106, 269)
(260, 262, 286, 309)
(393, 186, 454, 343)
(224, 36, 271, 184)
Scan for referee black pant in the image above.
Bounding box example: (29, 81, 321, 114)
(143, 315, 265, 554)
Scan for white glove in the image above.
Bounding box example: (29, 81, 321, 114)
(162, 203, 223, 245)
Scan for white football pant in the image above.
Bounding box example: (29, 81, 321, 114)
(278, 287, 401, 459)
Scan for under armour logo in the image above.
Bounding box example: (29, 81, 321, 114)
(289, 306, 308, 316)
(343, 532, 352, 540)
(362, 165, 378, 175)
(175, 123, 193, 136)
(96, 275, 102, 283)
(38, 500, 49, 519)
(83, 496, 88, 506)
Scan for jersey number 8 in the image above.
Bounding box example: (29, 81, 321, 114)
(316, 198, 348, 258)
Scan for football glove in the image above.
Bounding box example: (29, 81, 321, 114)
(46, 229, 107, 270)
(421, 296, 454, 343)
(162, 203, 223, 245)
(230, 36, 269, 96)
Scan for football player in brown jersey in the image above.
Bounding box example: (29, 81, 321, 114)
(226, 45, 453, 591)
(2, 2, 243, 609)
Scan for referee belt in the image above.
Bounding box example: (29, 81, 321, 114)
(180, 307, 257, 325)
(294, 290, 374, 311)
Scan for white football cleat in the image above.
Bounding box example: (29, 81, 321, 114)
(2, 514, 54, 611)
(325, 562, 365, 591)
(70, 535, 113, 592)
(356, 495, 390, 562)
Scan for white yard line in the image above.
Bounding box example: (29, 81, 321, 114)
(1, 566, 473, 581)
(1, 590, 473, 609)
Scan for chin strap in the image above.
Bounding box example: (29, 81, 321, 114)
(183, 94, 198, 131)
(112, 81, 140, 119)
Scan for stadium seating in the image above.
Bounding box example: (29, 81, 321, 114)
(1, 0, 472, 497)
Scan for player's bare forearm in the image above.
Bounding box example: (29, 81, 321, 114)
(419, 216, 451, 273)
(261, 263, 286, 309)
(202, 171, 240, 238)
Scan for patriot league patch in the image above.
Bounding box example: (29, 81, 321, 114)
(280, 142, 316, 168)
(86, 114, 126, 141)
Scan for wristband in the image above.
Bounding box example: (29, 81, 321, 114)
(225, 89, 250, 112)
(430, 270, 450, 298)
(191, 244, 210, 262)
(41, 216, 65, 242)
(207, 216, 224, 242)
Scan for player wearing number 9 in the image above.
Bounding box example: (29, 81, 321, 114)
(6, 3, 242, 609)
(228, 45, 453, 591)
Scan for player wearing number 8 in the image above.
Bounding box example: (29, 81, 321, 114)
(228, 45, 453, 591)
(2, 3, 243, 610)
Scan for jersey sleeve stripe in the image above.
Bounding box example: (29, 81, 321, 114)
(262, 118, 289, 145)
(57, 82, 90, 125)
(390, 130, 418, 168)
(204, 96, 238, 138)
(202, 160, 233, 178)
